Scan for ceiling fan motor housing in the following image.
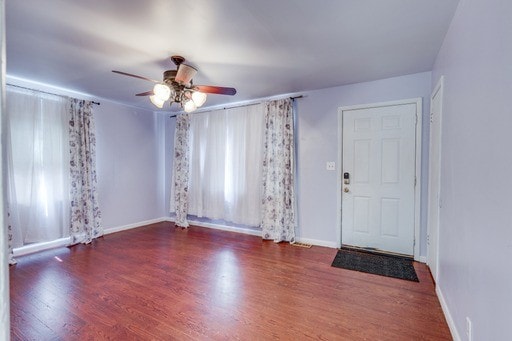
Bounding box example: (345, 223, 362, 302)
(163, 69, 183, 102)
(163, 70, 177, 80)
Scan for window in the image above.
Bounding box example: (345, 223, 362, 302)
(186, 104, 264, 226)
(7, 88, 70, 247)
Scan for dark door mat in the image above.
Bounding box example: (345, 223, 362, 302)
(331, 247, 419, 282)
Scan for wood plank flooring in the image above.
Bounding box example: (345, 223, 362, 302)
(10, 222, 451, 340)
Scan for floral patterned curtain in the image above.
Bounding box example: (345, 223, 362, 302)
(7, 212, 16, 265)
(261, 98, 296, 242)
(6, 111, 17, 264)
(69, 99, 102, 244)
(172, 114, 191, 227)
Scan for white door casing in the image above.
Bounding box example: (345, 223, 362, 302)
(0, 0, 10, 337)
(427, 76, 444, 281)
(337, 98, 422, 258)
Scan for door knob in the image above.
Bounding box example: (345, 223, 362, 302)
(344, 187, 349, 193)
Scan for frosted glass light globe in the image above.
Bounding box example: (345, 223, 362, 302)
(183, 99, 197, 113)
(153, 84, 171, 101)
(191, 91, 207, 107)
(149, 95, 165, 108)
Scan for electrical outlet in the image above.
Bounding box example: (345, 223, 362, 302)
(326, 161, 335, 171)
(466, 317, 472, 341)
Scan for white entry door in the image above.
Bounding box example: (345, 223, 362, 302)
(341, 101, 419, 255)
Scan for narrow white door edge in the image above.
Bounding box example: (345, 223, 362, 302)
(336, 98, 423, 261)
(427, 75, 444, 281)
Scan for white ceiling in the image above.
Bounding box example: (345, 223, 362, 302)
(6, 0, 459, 111)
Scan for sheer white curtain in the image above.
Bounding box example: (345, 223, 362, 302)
(186, 104, 264, 226)
(6, 88, 70, 253)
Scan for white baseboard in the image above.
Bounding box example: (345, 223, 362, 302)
(103, 217, 169, 235)
(167, 216, 262, 237)
(436, 284, 461, 341)
(295, 237, 338, 248)
(12, 218, 170, 258)
(419, 256, 427, 263)
(167, 216, 337, 248)
(13, 237, 71, 258)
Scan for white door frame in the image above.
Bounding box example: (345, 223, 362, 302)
(337, 98, 422, 261)
(0, 0, 10, 337)
(427, 76, 444, 281)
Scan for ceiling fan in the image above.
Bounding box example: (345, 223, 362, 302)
(112, 56, 236, 112)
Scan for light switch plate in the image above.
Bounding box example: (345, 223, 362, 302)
(326, 162, 335, 171)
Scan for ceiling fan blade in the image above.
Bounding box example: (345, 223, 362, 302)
(175, 64, 197, 85)
(194, 85, 237, 96)
(135, 90, 154, 96)
(112, 70, 159, 83)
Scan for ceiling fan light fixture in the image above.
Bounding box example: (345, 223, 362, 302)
(192, 91, 207, 107)
(149, 95, 165, 109)
(113, 56, 236, 112)
(153, 83, 171, 101)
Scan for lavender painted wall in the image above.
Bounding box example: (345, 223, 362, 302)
(296, 72, 432, 252)
(431, 0, 512, 339)
(95, 101, 166, 229)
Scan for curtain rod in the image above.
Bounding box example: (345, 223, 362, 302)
(6, 83, 100, 105)
(169, 95, 303, 118)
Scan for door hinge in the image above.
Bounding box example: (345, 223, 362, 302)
(414, 176, 417, 187)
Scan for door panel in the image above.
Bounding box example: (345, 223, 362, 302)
(341, 103, 417, 255)
(354, 140, 370, 182)
(381, 139, 400, 183)
(381, 198, 400, 237)
(353, 196, 370, 233)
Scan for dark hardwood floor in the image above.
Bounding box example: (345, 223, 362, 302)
(10, 222, 451, 340)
